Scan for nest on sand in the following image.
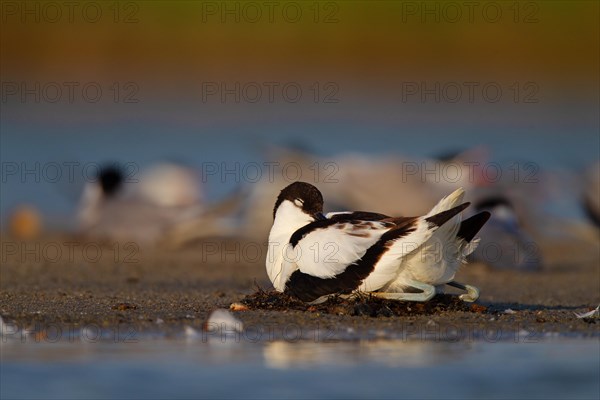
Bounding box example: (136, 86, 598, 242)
(241, 287, 487, 317)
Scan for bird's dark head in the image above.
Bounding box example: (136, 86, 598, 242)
(474, 196, 513, 212)
(273, 181, 324, 219)
(474, 195, 520, 231)
(98, 165, 124, 197)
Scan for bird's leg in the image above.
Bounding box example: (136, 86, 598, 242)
(447, 281, 480, 302)
(371, 280, 436, 302)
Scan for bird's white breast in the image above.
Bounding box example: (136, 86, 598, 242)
(266, 201, 313, 291)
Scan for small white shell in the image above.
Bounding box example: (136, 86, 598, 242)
(205, 309, 244, 333)
(574, 305, 600, 319)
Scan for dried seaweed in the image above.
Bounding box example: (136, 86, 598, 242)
(241, 288, 487, 317)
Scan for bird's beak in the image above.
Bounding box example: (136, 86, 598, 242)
(314, 212, 327, 221)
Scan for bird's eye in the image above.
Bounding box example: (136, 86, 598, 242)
(294, 199, 304, 207)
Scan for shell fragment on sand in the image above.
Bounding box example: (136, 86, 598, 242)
(574, 305, 600, 319)
(229, 303, 249, 311)
(204, 309, 244, 333)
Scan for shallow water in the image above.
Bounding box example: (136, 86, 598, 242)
(2, 337, 599, 399)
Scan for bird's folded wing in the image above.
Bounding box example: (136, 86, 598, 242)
(282, 220, 395, 279)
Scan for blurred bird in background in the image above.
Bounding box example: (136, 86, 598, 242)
(77, 161, 244, 247)
(77, 162, 205, 245)
(582, 161, 600, 228)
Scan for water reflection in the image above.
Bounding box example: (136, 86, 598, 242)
(1, 338, 598, 399)
(263, 340, 472, 369)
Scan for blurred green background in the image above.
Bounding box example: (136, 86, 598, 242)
(1, 1, 598, 222)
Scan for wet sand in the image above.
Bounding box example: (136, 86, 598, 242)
(1, 235, 599, 340)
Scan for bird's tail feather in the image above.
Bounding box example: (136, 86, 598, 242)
(457, 212, 491, 243)
(425, 188, 466, 217)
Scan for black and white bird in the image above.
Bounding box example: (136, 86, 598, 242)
(266, 182, 490, 304)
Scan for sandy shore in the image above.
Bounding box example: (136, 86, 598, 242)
(1, 235, 599, 341)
